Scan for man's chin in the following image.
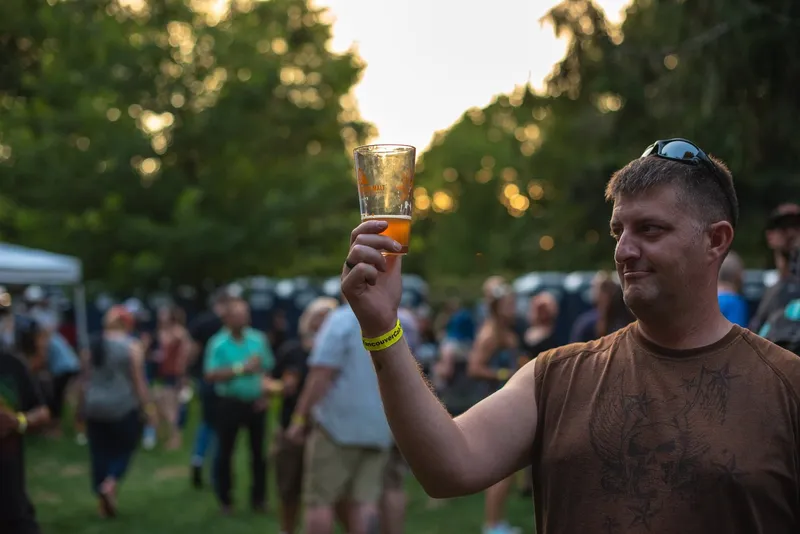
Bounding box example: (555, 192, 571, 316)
(622, 288, 653, 313)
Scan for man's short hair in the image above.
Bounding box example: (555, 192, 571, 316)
(605, 154, 739, 230)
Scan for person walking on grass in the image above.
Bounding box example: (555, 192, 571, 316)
(81, 306, 155, 518)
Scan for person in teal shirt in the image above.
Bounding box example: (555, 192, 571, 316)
(204, 298, 274, 514)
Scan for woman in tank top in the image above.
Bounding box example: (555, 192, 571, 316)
(522, 292, 560, 361)
(80, 305, 155, 518)
(468, 283, 522, 534)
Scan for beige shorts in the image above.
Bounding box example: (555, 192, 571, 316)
(302, 425, 390, 507)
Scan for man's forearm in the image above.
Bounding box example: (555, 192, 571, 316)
(370, 337, 474, 498)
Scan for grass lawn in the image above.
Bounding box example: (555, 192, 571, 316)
(25, 412, 536, 533)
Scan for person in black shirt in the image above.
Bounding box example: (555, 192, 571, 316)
(0, 347, 51, 534)
(272, 297, 338, 534)
(750, 204, 800, 333)
(187, 289, 231, 488)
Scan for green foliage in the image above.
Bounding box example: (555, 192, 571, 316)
(412, 0, 800, 278)
(0, 0, 369, 291)
(3, 0, 799, 292)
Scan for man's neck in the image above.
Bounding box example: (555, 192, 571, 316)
(635, 298, 732, 351)
(230, 328, 244, 340)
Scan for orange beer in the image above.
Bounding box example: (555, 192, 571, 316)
(363, 214, 411, 255)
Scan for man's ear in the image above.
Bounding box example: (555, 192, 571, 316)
(707, 221, 735, 263)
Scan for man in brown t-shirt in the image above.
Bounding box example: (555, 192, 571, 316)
(339, 138, 800, 534)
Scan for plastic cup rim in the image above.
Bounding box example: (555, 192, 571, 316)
(354, 143, 416, 155)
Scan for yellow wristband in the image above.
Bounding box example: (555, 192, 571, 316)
(16, 413, 28, 434)
(362, 319, 404, 352)
(496, 368, 511, 382)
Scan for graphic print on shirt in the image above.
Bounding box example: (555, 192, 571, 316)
(589, 364, 744, 531)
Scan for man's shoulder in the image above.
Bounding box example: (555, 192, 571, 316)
(537, 324, 631, 373)
(737, 326, 800, 392)
(207, 330, 229, 349)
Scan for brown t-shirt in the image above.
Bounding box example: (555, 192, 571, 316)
(532, 322, 800, 534)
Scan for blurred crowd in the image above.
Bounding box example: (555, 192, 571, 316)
(0, 202, 799, 534)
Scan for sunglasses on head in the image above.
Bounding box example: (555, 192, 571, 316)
(640, 137, 737, 228)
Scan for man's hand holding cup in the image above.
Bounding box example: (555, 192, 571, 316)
(341, 219, 403, 338)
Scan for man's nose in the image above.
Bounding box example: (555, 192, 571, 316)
(614, 232, 640, 265)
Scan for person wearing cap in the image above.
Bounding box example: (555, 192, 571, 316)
(749, 203, 800, 333)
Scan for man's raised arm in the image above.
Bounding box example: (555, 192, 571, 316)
(341, 219, 539, 498)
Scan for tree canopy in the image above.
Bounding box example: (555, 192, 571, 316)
(0, 0, 371, 292)
(2, 0, 799, 294)
(411, 0, 800, 278)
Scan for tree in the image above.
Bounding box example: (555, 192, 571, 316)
(0, 0, 372, 292)
(411, 0, 800, 279)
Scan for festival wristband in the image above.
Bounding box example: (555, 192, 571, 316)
(496, 368, 511, 382)
(16, 413, 28, 434)
(291, 413, 306, 426)
(362, 319, 404, 352)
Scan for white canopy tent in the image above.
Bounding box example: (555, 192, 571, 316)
(0, 243, 89, 350)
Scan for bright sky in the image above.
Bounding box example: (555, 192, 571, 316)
(313, 0, 631, 152)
